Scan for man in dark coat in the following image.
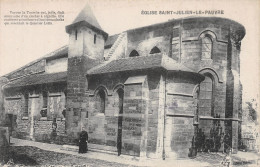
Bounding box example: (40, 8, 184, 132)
(79, 130, 88, 153)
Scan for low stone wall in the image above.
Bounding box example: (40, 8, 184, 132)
(33, 119, 67, 144)
(34, 119, 66, 136)
(13, 119, 69, 145)
(13, 119, 30, 139)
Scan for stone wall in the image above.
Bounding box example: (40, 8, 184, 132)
(45, 57, 67, 73)
(34, 120, 66, 143)
(146, 73, 163, 158)
(66, 56, 88, 138)
(87, 73, 127, 151)
(87, 71, 162, 157)
(89, 71, 201, 159)
(4, 89, 29, 138)
(68, 26, 105, 61)
(66, 23, 106, 140)
(166, 94, 195, 159)
(122, 83, 146, 156)
(3, 83, 66, 142)
(127, 26, 171, 57)
(177, 18, 244, 149)
(180, 20, 228, 129)
(165, 72, 200, 158)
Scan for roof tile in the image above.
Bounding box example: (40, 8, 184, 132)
(5, 72, 67, 88)
(87, 54, 194, 75)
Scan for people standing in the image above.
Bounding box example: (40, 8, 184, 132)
(79, 129, 88, 154)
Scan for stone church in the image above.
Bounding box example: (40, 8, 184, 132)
(0, 4, 245, 159)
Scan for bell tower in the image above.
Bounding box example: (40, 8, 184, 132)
(65, 4, 108, 137)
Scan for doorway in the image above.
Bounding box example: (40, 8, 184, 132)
(117, 88, 124, 156)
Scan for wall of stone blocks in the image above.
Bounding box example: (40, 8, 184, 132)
(4, 97, 23, 115)
(171, 25, 181, 62)
(34, 120, 65, 135)
(88, 98, 110, 146)
(146, 73, 163, 158)
(231, 44, 240, 72)
(66, 28, 107, 138)
(165, 94, 196, 158)
(122, 82, 148, 157)
(3, 84, 66, 142)
(4, 89, 30, 138)
(14, 119, 30, 139)
(179, 18, 243, 127)
(126, 26, 171, 58)
(88, 73, 125, 150)
(226, 70, 234, 118)
(167, 95, 195, 116)
(34, 120, 66, 142)
(225, 69, 241, 152)
(88, 79, 147, 156)
(45, 57, 68, 74)
(87, 71, 161, 157)
(199, 80, 227, 138)
(177, 19, 232, 139)
(232, 121, 238, 153)
(165, 116, 194, 158)
(181, 34, 228, 77)
(165, 72, 202, 158)
(66, 56, 88, 137)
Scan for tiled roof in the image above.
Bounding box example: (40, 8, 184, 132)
(87, 54, 194, 75)
(105, 34, 119, 48)
(45, 46, 68, 60)
(4, 72, 67, 88)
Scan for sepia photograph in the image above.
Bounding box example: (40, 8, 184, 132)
(0, 0, 259, 166)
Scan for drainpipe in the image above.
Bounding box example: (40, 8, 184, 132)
(162, 71, 168, 160)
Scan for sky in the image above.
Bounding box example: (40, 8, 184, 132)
(0, 0, 259, 103)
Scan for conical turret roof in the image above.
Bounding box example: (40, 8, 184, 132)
(72, 3, 103, 31)
(66, 3, 108, 39)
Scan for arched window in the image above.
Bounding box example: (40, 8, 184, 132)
(201, 36, 212, 59)
(150, 46, 161, 54)
(129, 50, 139, 57)
(199, 74, 215, 117)
(97, 89, 106, 114)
